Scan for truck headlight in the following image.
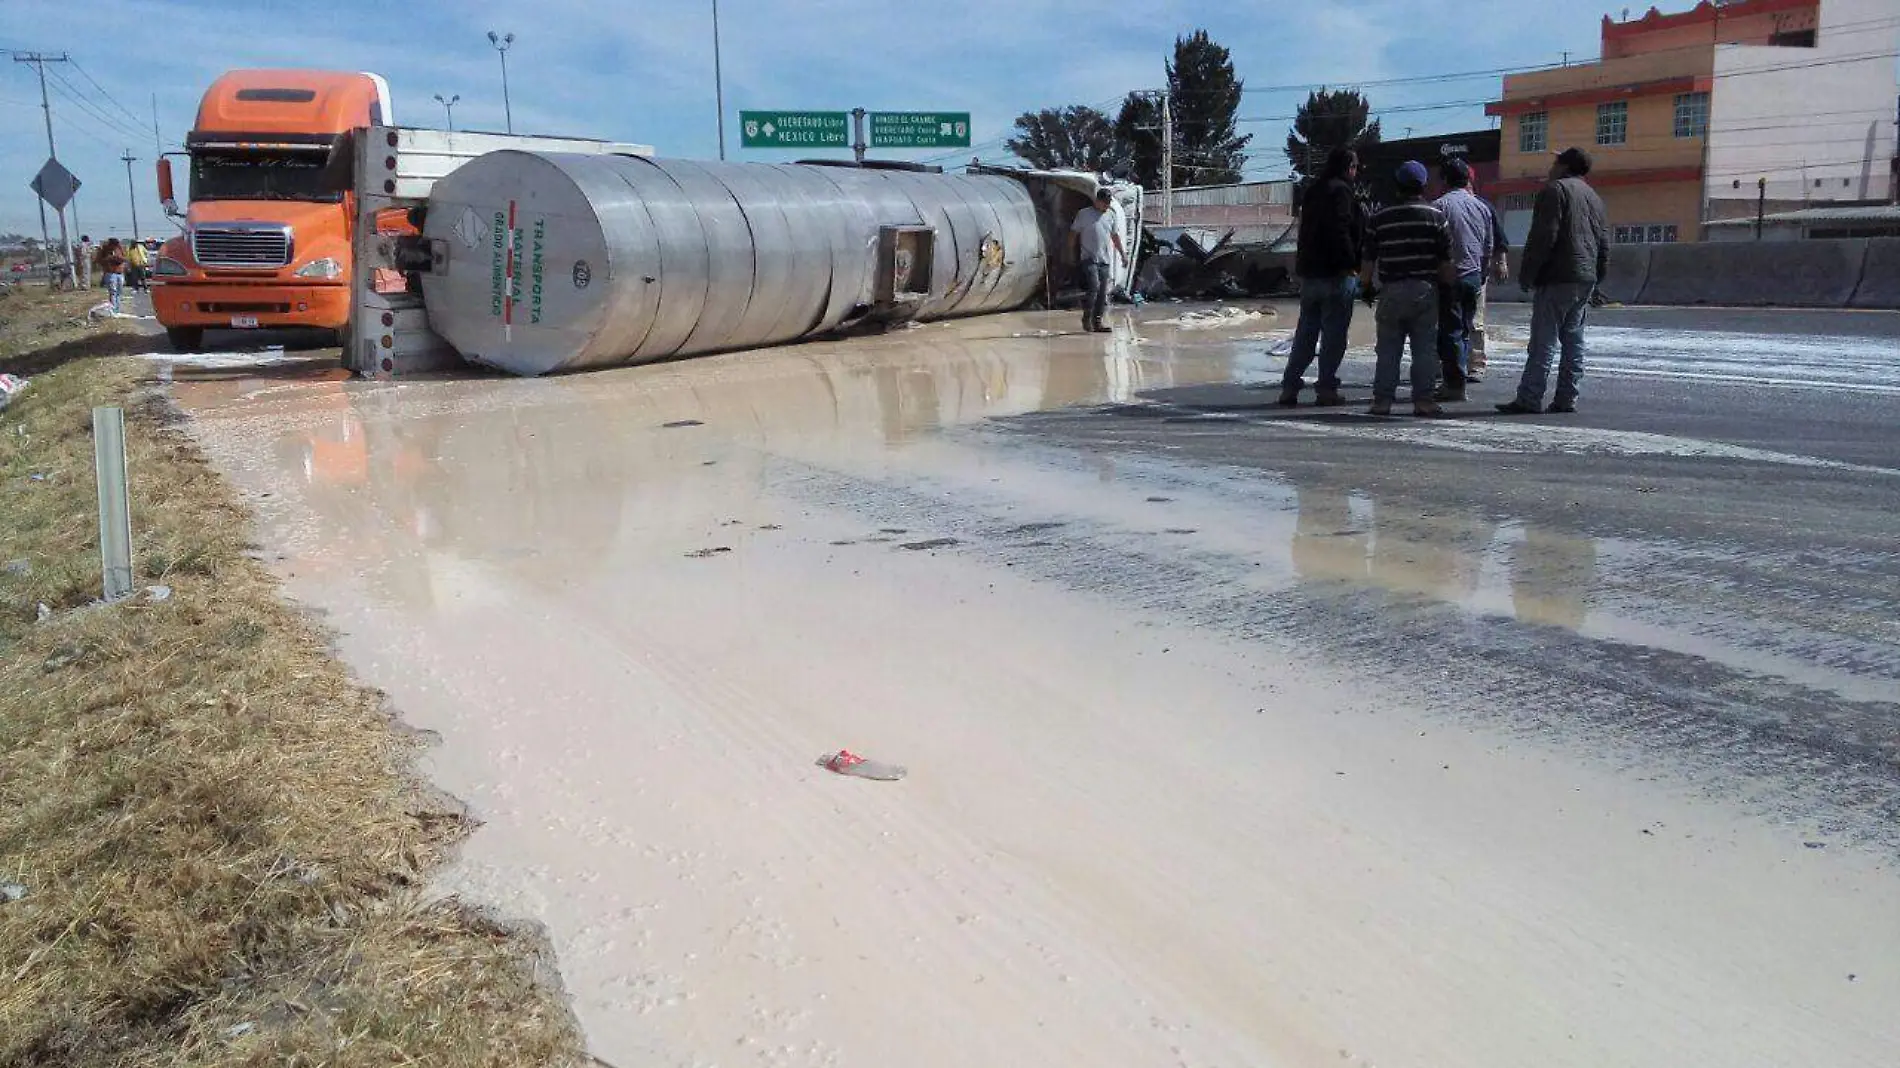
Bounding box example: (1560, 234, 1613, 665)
(153, 256, 188, 277)
(293, 257, 343, 280)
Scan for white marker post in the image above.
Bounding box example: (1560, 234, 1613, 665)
(91, 406, 134, 602)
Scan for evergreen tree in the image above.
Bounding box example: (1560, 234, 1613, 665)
(1113, 93, 1163, 190)
(1168, 30, 1250, 186)
(1285, 89, 1382, 182)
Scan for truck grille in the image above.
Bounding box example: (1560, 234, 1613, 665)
(192, 226, 291, 268)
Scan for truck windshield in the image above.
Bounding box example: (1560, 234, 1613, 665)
(190, 150, 341, 203)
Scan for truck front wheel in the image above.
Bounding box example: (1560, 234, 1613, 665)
(165, 327, 204, 353)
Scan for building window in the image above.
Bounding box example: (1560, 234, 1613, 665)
(1673, 92, 1709, 138)
(1614, 224, 1680, 245)
(1518, 111, 1548, 154)
(1596, 101, 1628, 146)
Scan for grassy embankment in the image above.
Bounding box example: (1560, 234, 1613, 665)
(0, 286, 588, 1066)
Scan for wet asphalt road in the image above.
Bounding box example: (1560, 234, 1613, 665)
(989, 304, 1900, 850)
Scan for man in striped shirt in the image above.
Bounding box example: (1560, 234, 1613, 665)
(1358, 161, 1454, 416)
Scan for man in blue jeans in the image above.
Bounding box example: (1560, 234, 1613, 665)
(1499, 147, 1610, 415)
(1279, 148, 1366, 407)
(1359, 161, 1453, 417)
(1431, 158, 1501, 403)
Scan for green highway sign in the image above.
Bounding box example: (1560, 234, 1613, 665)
(869, 111, 971, 149)
(739, 110, 850, 149)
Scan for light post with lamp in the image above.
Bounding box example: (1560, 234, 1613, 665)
(433, 93, 459, 131)
(486, 31, 515, 134)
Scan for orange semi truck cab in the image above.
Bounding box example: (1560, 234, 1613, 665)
(152, 70, 394, 352)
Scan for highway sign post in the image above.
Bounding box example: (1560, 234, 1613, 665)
(868, 112, 971, 150)
(31, 157, 81, 211)
(738, 108, 971, 162)
(739, 110, 850, 150)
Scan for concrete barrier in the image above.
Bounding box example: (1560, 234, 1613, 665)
(1599, 244, 1651, 304)
(1482, 245, 1646, 304)
(1638, 238, 1869, 308)
(1849, 237, 1900, 310)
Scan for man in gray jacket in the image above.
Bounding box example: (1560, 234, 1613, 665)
(1498, 147, 1609, 415)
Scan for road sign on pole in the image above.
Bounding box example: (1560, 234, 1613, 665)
(30, 157, 80, 212)
(739, 110, 850, 149)
(867, 112, 971, 149)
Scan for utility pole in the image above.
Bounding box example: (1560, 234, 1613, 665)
(851, 108, 867, 164)
(151, 92, 161, 153)
(1160, 91, 1174, 225)
(487, 31, 516, 133)
(712, 0, 727, 160)
(121, 150, 140, 242)
(1755, 176, 1767, 240)
(13, 51, 77, 289)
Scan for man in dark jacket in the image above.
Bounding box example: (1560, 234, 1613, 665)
(1279, 147, 1365, 407)
(1499, 147, 1610, 415)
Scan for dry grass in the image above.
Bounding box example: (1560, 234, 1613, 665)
(0, 286, 589, 1066)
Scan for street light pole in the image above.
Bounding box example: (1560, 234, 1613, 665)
(712, 0, 727, 160)
(487, 31, 515, 134)
(434, 93, 460, 132)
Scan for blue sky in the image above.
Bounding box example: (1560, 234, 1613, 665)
(2, 0, 1615, 238)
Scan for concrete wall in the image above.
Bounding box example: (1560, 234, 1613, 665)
(1705, 0, 1898, 211)
(1849, 237, 1900, 309)
(1639, 237, 1869, 306)
(1489, 238, 1887, 308)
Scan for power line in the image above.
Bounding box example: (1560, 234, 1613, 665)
(46, 66, 151, 144)
(69, 57, 145, 128)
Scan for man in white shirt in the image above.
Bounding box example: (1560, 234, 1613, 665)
(1069, 189, 1126, 334)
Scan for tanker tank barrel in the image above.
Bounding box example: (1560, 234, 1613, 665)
(418, 152, 1065, 376)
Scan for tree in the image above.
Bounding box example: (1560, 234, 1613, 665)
(1005, 106, 1123, 172)
(1114, 31, 1252, 193)
(1285, 89, 1382, 183)
(1168, 30, 1250, 186)
(1113, 93, 1163, 190)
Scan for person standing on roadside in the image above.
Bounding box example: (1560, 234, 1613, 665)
(1431, 158, 1500, 402)
(1070, 188, 1125, 334)
(125, 237, 149, 292)
(1278, 147, 1365, 407)
(1467, 199, 1510, 382)
(77, 234, 95, 289)
(96, 238, 127, 314)
(1499, 147, 1609, 415)
(1359, 161, 1453, 417)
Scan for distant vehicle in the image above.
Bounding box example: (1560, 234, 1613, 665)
(150, 69, 397, 352)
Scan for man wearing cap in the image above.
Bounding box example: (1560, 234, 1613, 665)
(1432, 158, 1504, 401)
(1359, 160, 1453, 417)
(1499, 147, 1609, 415)
(1070, 189, 1126, 334)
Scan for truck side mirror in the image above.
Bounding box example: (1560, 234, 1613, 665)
(156, 158, 180, 217)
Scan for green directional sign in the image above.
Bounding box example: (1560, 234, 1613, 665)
(740, 110, 850, 149)
(868, 111, 971, 149)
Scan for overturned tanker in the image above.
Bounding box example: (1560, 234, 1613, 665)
(380, 138, 1141, 377)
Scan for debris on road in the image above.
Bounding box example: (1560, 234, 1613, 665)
(662, 419, 704, 429)
(684, 546, 732, 558)
(1171, 306, 1268, 330)
(0, 882, 26, 903)
(817, 750, 908, 781)
(0, 373, 27, 411)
